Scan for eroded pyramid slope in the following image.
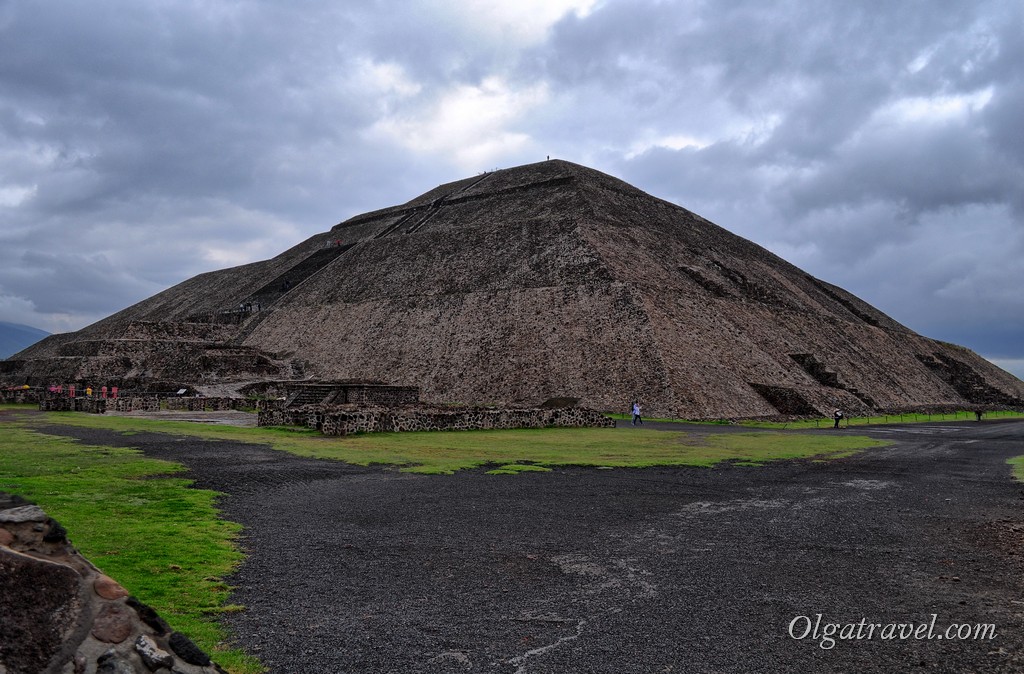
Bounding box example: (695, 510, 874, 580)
(5, 160, 1022, 417)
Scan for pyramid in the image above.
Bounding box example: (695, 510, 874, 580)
(5, 160, 1023, 418)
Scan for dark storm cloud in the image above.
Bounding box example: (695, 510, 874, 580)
(0, 0, 440, 331)
(533, 0, 1024, 374)
(2, 2, 365, 213)
(1, 0, 1022, 377)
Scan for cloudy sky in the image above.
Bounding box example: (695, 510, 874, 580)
(1, 0, 1022, 377)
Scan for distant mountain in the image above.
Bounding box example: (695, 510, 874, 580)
(0, 321, 50, 359)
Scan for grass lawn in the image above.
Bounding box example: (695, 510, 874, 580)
(741, 409, 1024, 429)
(14, 408, 891, 474)
(606, 409, 1024, 429)
(265, 426, 887, 473)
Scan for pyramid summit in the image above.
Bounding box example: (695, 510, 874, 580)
(5, 160, 1022, 418)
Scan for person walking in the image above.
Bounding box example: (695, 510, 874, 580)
(833, 409, 843, 429)
(632, 401, 643, 426)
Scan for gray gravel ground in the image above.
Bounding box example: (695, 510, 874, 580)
(35, 419, 1024, 673)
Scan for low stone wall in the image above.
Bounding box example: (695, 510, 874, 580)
(1, 388, 48, 405)
(259, 404, 615, 435)
(0, 493, 226, 674)
(36, 396, 252, 414)
(105, 397, 161, 412)
(283, 382, 421, 408)
(344, 385, 420, 406)
(162, 397, 251, 412)
(38, 397, 107, 414)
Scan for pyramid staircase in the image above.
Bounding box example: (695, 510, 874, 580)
(790, 353, 877, 408)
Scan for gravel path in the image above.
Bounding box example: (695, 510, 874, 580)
(35, 419, 1024, 673)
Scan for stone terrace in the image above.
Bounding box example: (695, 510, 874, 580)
(258, 403, 614, 435)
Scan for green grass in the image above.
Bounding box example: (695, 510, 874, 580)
(0, 414, 262, 674)
(739, 409, 1024, 429)
(1009, 455, 1024, 482)
(486, 463, 553, 475)
(605, 412, 708, 424)
(606, 408, 1024, 429)
(21, 409, 888, 474)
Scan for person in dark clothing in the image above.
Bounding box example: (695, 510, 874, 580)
(833, 409, 843, 429)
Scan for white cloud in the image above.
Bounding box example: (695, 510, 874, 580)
(0, 185, 35, 207)
(0, 294, 42, 330)
(368, 77, 548, 170)
(428, 0, 599, 46)
(907, 46, 937, 74)
(352, 58, 423, 101)
(879, 88, 994, 126)
(626, 133, 710, 159)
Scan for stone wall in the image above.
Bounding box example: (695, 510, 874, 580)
(259, 403, 614, 435)
(343, 385, 420, 406)
(283, 382, 420, 408)
(0, 493, 226, 674)
(162, 397, 252, 412)
(917, 352, 1024, 407)
(35, 396, 253, 414)
(105, 397, 161, 412)
(0, 389, 46, 405)
(38, 397, 107, 414)
(748, 383, 822, 417)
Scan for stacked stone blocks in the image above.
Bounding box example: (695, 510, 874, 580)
(39, 396, 255, 414)
(283, 382, 421, 408)
(104, 397, 162, 413)
(38, 397, 107, 414)
(259, 403, 614, 435)
(161, 397, 253, 412)
(1, 389, 47, 405)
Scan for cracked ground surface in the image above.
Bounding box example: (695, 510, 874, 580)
(35, 419, 1024, 673)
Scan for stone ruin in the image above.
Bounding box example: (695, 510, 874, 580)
(36, 395, 255, 415)
(256, 381, 613, 435)
(4, 160, 1023, 419)
(281, 381, 421, 408)
(0, 492, 226, 674)
(258, 401, 614, 436)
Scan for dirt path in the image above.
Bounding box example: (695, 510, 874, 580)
(33, 419, 1024, 673)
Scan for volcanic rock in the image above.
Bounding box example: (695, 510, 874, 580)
(0, 493, 226, 674)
